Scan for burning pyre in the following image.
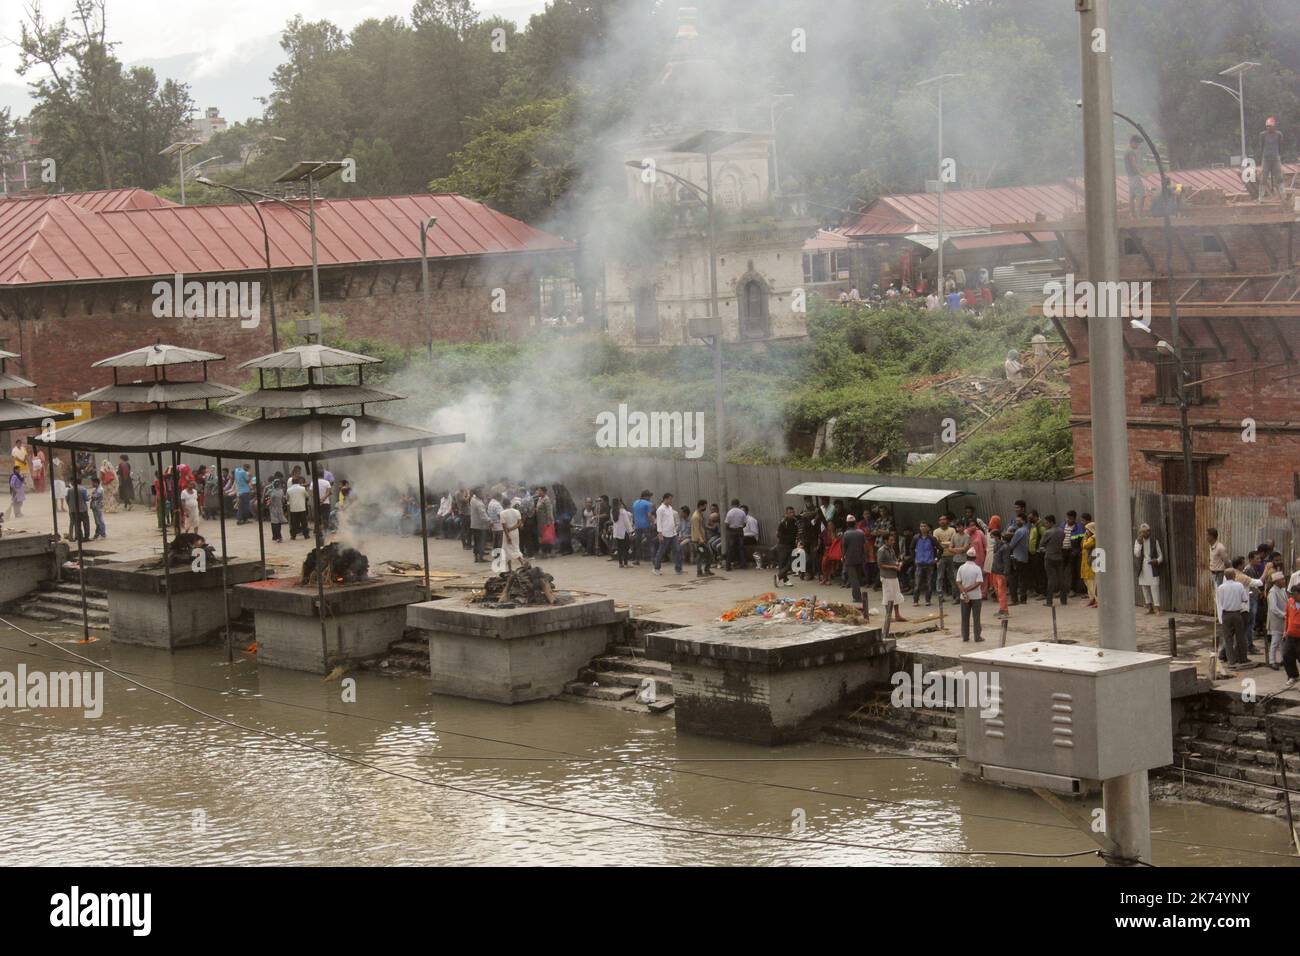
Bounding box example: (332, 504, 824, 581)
(150, 533, 219, 569)
(301, 543, 370, 586)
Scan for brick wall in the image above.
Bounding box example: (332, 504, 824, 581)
(1063, 214, 1300, 507)
(0, 259, 541, 405)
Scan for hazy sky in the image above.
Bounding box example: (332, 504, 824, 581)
(0, 0, 549, 121)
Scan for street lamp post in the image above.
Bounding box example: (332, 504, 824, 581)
(917, 74, 963, 296)
(159, 141, 201, 205)
(1077, 0, 1149, 866)
(274, 161, 350, 342)
(1201, 61, 1259, 166)
(419, 217, 439, 362)
(194, 176, 290, 381)
(1113, 113, 1197, 496)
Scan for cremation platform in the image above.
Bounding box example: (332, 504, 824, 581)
(0, 534, 62, 605)
(645, 619, 895, 744)
(86, 557, 264, 649)
(237, 575, 425, 673)
(407, 593, 626, 703)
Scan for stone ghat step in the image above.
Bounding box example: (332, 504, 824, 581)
(388, 640, 430, 656)
(49, 581, 108, 599)
(819, 718, 959, 755)
(578, 667, 673, 696)
(1176, 735, 1300, 773)
(1151, 772, 1286, 813)
(36, 591, 109, 613)
(590, 655, 672, 678)
(564, 681, 636, 702)
(15, 604, 110, 629)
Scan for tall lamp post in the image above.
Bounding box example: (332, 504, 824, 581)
(419, 217, 440, 362)
(917, 74, 963, 295)
(1077, 0, 1148, 866)
(274, 161, 350, 340)
(1110, 112, 1198, 496)
(1200, 61, 1259, 166)
(194, 176, 304, 383)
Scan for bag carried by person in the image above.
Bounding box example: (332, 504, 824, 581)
(540, 523, 556, 547)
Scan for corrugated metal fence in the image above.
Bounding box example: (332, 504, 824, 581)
(541, 454, 1296, 615)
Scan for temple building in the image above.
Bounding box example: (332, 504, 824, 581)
(601, 6, 816, 346)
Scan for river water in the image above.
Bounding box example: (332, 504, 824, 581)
(0, 623, 1293, 867)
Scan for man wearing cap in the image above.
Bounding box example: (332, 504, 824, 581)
(841, 515, 868, 606)
(956, 546, 985, 642)
(1216, 569, 1251, 666)
(1133, 523, 1163, 615)
(1260, 117, 1283, 201)
(1267, 572, 1289, 671)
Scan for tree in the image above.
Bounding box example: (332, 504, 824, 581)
(18, 0, 192, 190)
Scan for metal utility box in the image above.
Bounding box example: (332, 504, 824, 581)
(960, 643, 1172, 782)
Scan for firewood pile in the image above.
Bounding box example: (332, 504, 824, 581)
(474, 565, 565, 607)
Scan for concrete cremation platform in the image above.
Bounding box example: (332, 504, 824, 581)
(0, 534, 62, 605)
(237, 575, 425, 673)
(646, 619, 895, 744)
(407, 593, 626, 704)
(86, 557, 263, 649)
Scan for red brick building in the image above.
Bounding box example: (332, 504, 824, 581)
(1041, 203, 1300, 508)
(0, 189, 572, 404)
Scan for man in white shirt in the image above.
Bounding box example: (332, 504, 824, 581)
(314, 475, 332, 535)
(741, 506, 760, 569)
(654, 493, 682, 575)
(286, 478, 309, 540)
(1216, 570, 1251, 665)
(487, 495, 503, 549)
(499, 501, 523, 569)
(723, 499, 746, 571)
(956, 547, 985, 643)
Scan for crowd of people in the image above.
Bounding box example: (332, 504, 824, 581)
(429, 483, 766, 577)
(835, 267, 1011, 314)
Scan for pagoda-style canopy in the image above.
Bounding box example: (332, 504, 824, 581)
(239, 344, 382, 370)
(184, 413, 460, 461)
(0, 348, 72, 430)
(93, 344, 226, 368)
(79, 381, 241, 405)
(218, 383, 401, 411)
(33, 408, 242, 452)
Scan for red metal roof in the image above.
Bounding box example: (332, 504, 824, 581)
(842, 163, 1300, 238)
(0, 191, 572, 287)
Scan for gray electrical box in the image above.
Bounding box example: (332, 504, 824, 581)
(960, 643, 1172, 782)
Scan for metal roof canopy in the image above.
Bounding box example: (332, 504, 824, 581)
(219, 384, 400, 410)
(92, 344, 225, 368)
(239, 344, 382, 370)
(0, 371, 36, 390)
(78, 381, 240, 404)
(181, 414, 465, 463)
(784, 481, 970, 505)
(0, 398, 74, 430)
(30, 408, 243, 452)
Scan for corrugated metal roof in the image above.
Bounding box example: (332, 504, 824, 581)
(841, 163, 1300, 238)
(0, 397, 74, 429)
(181, 414, 465, 462)
(31, 408, 244, 452)
(0, 191, 573, 287)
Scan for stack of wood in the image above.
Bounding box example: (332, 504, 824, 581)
(301, 543, 370, 586)
(477, 565, 558, 606)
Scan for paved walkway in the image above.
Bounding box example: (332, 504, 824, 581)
(4, 495, 1296, 703)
